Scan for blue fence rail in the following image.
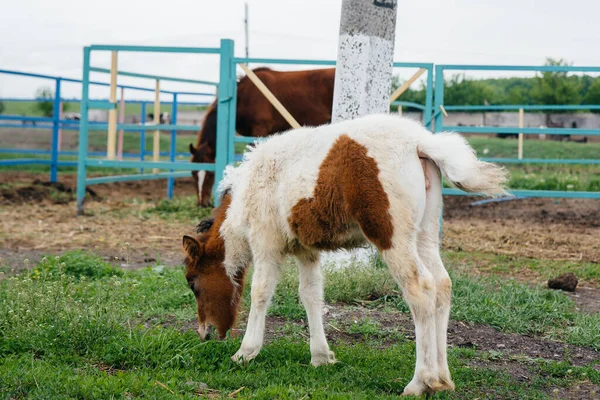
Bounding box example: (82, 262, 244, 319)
(0, 67, 215, 194)
(433, 63, 600, 199)
(3, 45, 599, 210)
(75, 42, 228, 214)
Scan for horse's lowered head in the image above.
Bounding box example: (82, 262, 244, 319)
(182, 193, 246, 340)
(189, 141, 215, 208)
(189, 101, 218, 208)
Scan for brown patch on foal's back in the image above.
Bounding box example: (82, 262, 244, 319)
(288, 134, 394, 251)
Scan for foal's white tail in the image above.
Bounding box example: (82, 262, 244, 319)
(417, 131, 510, 197)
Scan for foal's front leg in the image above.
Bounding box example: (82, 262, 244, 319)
(232, 250, 282, 364)
(297, 251, 336, 366)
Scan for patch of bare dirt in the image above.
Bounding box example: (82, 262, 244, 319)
(0, 198, 201, 272)
(0, 172, 197, 203)
(443, 197, 600, 262)
(567, 287, 600, 313)
(550, 382, 600, 399)
(443, 196, 600, 228)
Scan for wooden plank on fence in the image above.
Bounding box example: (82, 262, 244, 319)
(389, 68, 426, 104)
(153, 80, 160, 174)
(518, 108, 524, 160)
(238, 64, 300, 129)
(107, 51, 118, 160)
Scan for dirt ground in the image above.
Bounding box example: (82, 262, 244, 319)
(1, 171, 599, 268)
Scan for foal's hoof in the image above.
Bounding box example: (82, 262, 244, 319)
(311, 350, 337, 367)
(231, 349, 258, 365)
(402, 375, 454, 396)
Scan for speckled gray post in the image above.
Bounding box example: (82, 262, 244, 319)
(332, 0, 398, 122)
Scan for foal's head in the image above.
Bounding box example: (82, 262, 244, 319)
(182, 193, 246, 340)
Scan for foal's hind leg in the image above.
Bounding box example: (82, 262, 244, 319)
(417, 160, 454, 390)
(232, 245, 282, 364)
(382, 234, 441, 396)
(296, 250, 336, 366)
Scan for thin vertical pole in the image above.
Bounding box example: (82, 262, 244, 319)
(140, 102, 146, 172)
(433, 65, 445, 242)
(152, 80, 161, 174)
(227, 60, 238, 165)
(424, 66, 434, 130)
(58, 101, 63, 151)
(107, 51, 118, 160)
(50, 78, 61, 182)
(433, 65, 445, 134)
(76, 47, 91, 215)
(117, 87, 125, 160)
(167, 93, 178, 199)
(214, 39, 235, 206)
(518, 108, 524, 160)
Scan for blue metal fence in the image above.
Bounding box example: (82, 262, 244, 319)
(4, 44, 598, 209)
(0, 68, 214, 189)
(433, 64, 600, 200)
(74, 42, 229, 214)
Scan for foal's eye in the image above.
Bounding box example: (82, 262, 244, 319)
(186, 276, 199, 295)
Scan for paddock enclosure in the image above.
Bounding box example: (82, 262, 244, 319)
(1, 33, 600, 399)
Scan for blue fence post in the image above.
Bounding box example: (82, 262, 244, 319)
(424, 66, 433, 130)
(213, 39, 235, 207)
(227, 59, 238, 165)
(167, 93, 178, 199)
(76, 48, 91, 215)
(140, 102, 146, 173)
(50, 78, 62, 182)
(433, 65, 445, 240)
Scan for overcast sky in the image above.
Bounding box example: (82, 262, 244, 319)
(1, 0, 598, 101)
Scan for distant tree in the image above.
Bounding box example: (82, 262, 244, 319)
(583, 77, 600, 113)
(34, 86, 69, 117)
(35, 87, 55, 117)
(389, 75, 426, 112)
(0, 100, 5, 115)
(444, 74, 495, 106)
(531, 58, 581, 109)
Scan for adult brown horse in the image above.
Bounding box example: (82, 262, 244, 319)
(189, 67, 335, 207)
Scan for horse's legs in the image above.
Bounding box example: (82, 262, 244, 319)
(417, 160, 454, 390)
(381, 234, 440, 396)
(231, 248, 282, 364)
(296, 250, 336, 366)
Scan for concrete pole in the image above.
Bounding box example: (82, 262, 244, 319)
(332, 0, 398, 122)
(244, 2, 249, 64)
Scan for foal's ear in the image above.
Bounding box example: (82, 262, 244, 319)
(189, 143, 197, 155)
(183, 235, 204, 258)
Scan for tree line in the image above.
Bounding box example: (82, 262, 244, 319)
(393, 58, 600, 112)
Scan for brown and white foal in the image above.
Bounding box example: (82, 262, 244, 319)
(182, 114, 508, 396)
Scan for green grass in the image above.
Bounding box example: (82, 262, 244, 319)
(463, 137, 600, 191)
(1, 250, 598, 398)
(468, 136, 600, 160)
(445, 250, 600, 287)
(142, 196, 212, 221)
(271, 257, 600, 350)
